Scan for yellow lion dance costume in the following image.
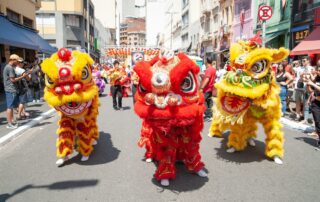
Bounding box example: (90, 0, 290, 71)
(208, 33, 289, 164)
(41, 48, 100, 166)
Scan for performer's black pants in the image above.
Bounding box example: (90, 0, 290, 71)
(132, 84, 137, 105)
(311, 100, 320, 137)
(111, 85, 122, 108)
(204, 92, 213, 118)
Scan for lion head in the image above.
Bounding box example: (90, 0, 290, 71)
(41, 48, 98, 118)
(216, 32, 289, 100)
(133, 52, 205, 125)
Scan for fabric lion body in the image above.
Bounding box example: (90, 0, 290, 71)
(208, 33, 289, 161)
(41, 48, 100, 163)
(134, 52, 206, 182)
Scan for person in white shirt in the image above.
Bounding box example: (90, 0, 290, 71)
(215, 63, 227, 83)
(294, 57, 314, 122)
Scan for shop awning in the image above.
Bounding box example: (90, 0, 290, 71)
(266, 30, 287, 43)
(0, 15, 38, 50)
(14, 24, 56, 54)
(0, 15, 56, 54)
(290, 28, 320, 56)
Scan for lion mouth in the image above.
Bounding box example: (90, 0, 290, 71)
(221, 94, 250, 114)
(56, 100, 92, 116)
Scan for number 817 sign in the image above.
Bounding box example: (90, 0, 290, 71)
(258, 5, 273, 21)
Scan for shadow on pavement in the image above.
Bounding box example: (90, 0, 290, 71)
(99, 93, 108, 97)
(151, 164, 209, 192)
(0, 179, 99, 202)
(0, 117, 6, 125)
(122, 106, 131, 110)
(214, 132, 266, 164)
(63, 132, 120, 166)
(32, 121, 52, 127)
(295, 136, 318, 147)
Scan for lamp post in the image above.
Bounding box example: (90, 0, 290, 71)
(165, 11, 178, 50)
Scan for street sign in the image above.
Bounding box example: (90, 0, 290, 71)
(258, 5, 273, 47)
(258, 5, 273, 21)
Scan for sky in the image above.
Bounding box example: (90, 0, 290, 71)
(91, 0, 116, 28)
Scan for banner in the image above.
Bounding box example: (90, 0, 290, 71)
(106, 47, 160, 57)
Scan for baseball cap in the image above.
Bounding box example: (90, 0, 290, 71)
(9, 54, 20, 61)
(18, 57, 24, 62)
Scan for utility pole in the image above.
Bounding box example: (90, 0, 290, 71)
(87, 0, 90, 54)
(165, 11, 178, 50)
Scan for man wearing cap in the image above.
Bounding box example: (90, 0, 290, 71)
(2, 54, 31, 129)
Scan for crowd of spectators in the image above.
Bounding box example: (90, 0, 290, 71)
(1, 54, 44, 129)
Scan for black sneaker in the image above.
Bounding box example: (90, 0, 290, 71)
(118, 107, 123, 111)
(113, 107, 119, 110)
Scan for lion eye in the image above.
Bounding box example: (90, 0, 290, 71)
(46, 74, 54, 85)
(82, 66, 89, 80)
(139, 84, 147, 93)
(181, 72, 196, 93)
(252, 60, 267, 74)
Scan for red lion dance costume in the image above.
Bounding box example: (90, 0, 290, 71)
(41, 48, 100, 166)
(134, 51, 207, 186)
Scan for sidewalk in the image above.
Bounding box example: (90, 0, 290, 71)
(0, 97, 52, 139)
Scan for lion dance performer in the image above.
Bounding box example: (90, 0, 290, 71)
(134, 51, 207, 186)
(41, 48, 100, 165)
(208, 32, 289, 164)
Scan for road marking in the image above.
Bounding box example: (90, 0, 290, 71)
(0, 108, 56, 147)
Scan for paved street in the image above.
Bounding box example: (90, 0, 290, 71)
(0, 93, 319, 202)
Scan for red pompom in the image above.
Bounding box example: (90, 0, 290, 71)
(161, 57, 168, 65)
(57, 48, 72, 62)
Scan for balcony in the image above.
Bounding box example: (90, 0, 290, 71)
(201, 0, 213, 15)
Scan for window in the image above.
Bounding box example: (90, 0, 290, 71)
(7, 9, 20, 24)
(23, 17, 33, 28)
(65, 15, 80, 27)
(182, 12, 189, 27)
(269, 0, 275, 9)
(46, 39, 56, 44)
(182, 0, 189, 8)
(36, 13, 55, 27)
(182, 33, 188, 42)
(67, 40, 81, 46)
(134, 42, 137, 45)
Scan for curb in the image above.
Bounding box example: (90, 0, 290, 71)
(280, 117, 314, 133)
(0, 108, 56, 147)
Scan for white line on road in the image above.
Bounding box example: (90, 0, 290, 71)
(0, 108, 56, 147)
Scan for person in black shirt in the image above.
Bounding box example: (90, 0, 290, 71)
(276, 64, 293, 115)
(306, 66, 320, 147)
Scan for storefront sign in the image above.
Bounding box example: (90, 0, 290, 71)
(294, 29, 309, 41)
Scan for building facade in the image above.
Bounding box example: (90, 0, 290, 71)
(291, 0, 320, 50)
(0, 0, 41, 60)
(253, 0, 291, 49)
(36, 0, 97, 58)
(232, 0, 254, 42)
(119, 17, 146, 46)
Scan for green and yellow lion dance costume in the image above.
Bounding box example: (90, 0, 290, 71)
(208, 33, 289, 164)
(41, 48, 100, 165)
